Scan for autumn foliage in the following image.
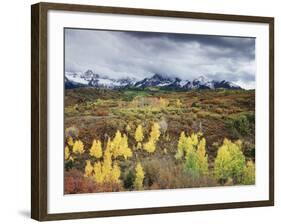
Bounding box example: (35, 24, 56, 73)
(175, 132, 208, 177)
(214, 139, 247, 184)
(143, 122, 161, 153)
(134, 162, 145, 190)
(65, 121, 255, 193)
(72, 140, 84, 154)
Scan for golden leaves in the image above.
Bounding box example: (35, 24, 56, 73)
(134, 162, 145, 190)
(72, 140, 84, 154)
(90, 140, 103, 159)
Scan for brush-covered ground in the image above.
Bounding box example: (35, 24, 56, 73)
(64, 87, 255, 194)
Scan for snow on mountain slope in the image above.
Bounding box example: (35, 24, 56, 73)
(65, 72, 89, 85)
(65, 70, 242, 90)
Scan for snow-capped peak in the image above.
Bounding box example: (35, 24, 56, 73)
(65, 71, 242, 90)
(195, 75, 210, 84)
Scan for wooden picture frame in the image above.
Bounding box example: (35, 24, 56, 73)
(31, 2, 274, 221)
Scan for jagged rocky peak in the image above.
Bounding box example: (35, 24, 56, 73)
(194, 75, 210, 83)
(65, 70, 242, 90)
(81, 69, 99, 80)
(134, 73, 176, 88)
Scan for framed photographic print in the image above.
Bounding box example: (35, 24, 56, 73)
(31, 2, 274, 221)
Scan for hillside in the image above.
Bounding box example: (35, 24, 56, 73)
(64, 88, 255, 193)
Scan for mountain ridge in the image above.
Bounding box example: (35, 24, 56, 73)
(65, 70, 242, 90)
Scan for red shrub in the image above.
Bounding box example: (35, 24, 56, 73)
(65, 176, 75, 194)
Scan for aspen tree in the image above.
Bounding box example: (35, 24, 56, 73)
(111, 131, 132, 159)
(175, 131, 187, 160)
(111, 162, 121, 183)
(134, 162, 145, 190)
(150, 122, 161, 142)
(104, 144, 114, 182)
(90, 139, 103, 159)
(120, 134, 132, 159)
(67, 137, 74, 146)
(197, 138, 208, 175)
(242, 160, 255, 184)
(214, 138, 246, 183)
(84, 160, 94, 178)
(143, 139, 156, 153)
(65, 146, 70, 160)
(135, 125, 144, 144)
(72, 140, 84, 154)
(93, 161, 104, 183)
(143, 123, 161, 153)
(175, 132, 209, 178)
(190, 133, 198, 146)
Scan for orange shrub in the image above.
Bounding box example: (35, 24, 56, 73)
(64, 176, 75, 194)
(65, 168, 123, 194)
(93, 108, 109, 116)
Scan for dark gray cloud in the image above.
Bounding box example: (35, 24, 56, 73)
(65, 28, 255, 89)
(125, 32, 255, 60)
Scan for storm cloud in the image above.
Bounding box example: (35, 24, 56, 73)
(65, 28, 255, 89)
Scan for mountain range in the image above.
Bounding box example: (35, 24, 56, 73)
(65, 70, 242, 90)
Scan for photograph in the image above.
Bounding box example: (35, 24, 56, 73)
(63, 28, 256, 194)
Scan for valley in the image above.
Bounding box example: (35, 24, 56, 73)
(64, 87, 255, 193)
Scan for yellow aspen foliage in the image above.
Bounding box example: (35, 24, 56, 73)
(190, 133, 198, 146)
(150, 122, 161, 142)
(111, 162, 121, 183)
(214, 138, 246, 183)
(186, 136, 194, 153)
(176, 99, 182, 107)
(102, 146, 113, 181)
(175, 132, 209, 178)
(105, 138, 113, 153)
(92, 146, 121, 184)
(184, 135, 199, 177)
(67, 137, 74, 146)
(120, 134, 133, 159)
(93, 161, 104, 183)
(143, 139, 156, 153)
(103, 147, 113, 170)
(111, 131, 132, 159)
(65, 146, 70, 160)
(175, 133, 197, 158)
(235, 139, 242, 149)
(134, 162, 145, 190)
(242, 160, 255, 185)
(214, 143, 231, 181)
(175, 131, 187, 160)
(84, 160, 94, 178)
(142, 123, 161, 153)
(135, 124, 144, 143)
(111, 130, 122, 157)
(90, 139, 103, 159)
(197, 138, 208, 175)
(72, 139, 84, 154)
(113, 130, 122, 145)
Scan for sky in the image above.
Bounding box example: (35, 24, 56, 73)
(65, 28, 255, 89)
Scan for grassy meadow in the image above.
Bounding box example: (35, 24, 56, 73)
(64, 88, 255, 194)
